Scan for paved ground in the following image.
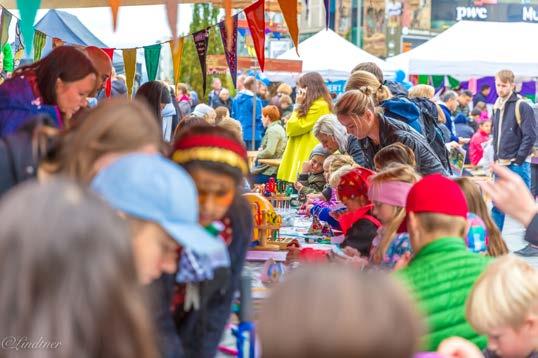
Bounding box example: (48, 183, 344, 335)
(502, 215, 538, 267)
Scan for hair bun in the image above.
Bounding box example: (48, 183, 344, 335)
(359, 86, 373, 96)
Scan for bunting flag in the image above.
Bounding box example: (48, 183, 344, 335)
(16, 0, 41, 55)
(224, 0, 233, 51)
(193, 28, 210, 95)
(245, 0, 265, 71)
(447, 76, 460, 89)
(323, 0, 330, 29)
(13, 22, 25, 66)
(122, 48, 137, 97)
(33, 31, 46, 62)
(109, 0, 121, 31)
(417, 74, 429, 85)
(144, 43, 161, 82)
(169, 38, 184, 85)
(165, 0, 178, 40)
(102, 48, 115, 97)
(432, 75, 445, 89)
(277, 0, 299, 55)
(218, 14, 238, 87)
(0, 9, 12, 46)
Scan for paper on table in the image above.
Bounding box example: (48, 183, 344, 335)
(246, 250, 288, 262)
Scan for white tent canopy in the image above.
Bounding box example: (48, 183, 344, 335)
(278, 29, 394, 81)
(387, 21, 538, 78)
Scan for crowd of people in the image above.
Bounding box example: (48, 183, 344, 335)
(0, 45, 538, 358)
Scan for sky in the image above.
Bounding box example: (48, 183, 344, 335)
(9, 5, 194, 49)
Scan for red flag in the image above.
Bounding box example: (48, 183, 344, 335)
(244, 0, 265, 71)
(102, 48, 115, 97)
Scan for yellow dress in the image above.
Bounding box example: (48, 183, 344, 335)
(277, 98, 331, 183)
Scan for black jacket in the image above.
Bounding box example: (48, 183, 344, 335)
(360, 115, 448, 175)
(341, 218, 378, 257)
(492, 93, 536, 164)
(345, 134, 371, 169)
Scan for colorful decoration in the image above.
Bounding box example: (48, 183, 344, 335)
(13, 22, 25, 66)
(169, 38, 184, 85)
(224, 0, 233, 51)
(102, 48, 115, 97)
(193, 28, 210, 95)
(144, 43, 161, 82)
(165, 0, 178, 40)
(16, 0, 41, 55)
(277, 0, 299, 54)
(243, 193, 283, 251)
(244, 0, 265, 71)
(323, 0, 330, 29)
(122, 48, 137, 97)
(108, 0, 121, 31)
(218, 14, 238, 87)
(33, 30, 46, 62)
(0, 8, 12, 46)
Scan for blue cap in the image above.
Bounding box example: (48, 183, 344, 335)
(91, 154, 225, 256)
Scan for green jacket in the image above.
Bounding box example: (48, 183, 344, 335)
(297, 171, 326, 201)
(396, 237, 490, 351)
(253, 121, 287, 176)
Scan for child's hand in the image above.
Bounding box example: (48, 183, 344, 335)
(393, 252, 412, 271)
(437, 337, 483, 358)
(302, 161, 312, 174)
(343, 246, 361, 258)
(330, 208, 347, 220)
(294, 182, 304, 191)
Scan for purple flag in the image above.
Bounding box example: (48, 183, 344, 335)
(193, 28, 210, 96)
(218, 14, 238, 88)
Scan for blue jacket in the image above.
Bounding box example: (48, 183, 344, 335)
(0, 75, 61, 137)
(232, 90, 263, 142)
(380, 97, 423, 134)
(439, 103, 458, 142)
(492, 93, 537, 164)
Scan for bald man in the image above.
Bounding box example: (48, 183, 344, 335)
(85, 46, 113, 97)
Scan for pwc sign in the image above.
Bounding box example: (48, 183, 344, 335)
(456, 6, 488, 21)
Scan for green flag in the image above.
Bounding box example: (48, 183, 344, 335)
(17, 0, 41, 55)
(447, 76, 460, 89)
(33, 31, 46, 62)
(144, 44, 161, 82)
(418, 75, 429, 85)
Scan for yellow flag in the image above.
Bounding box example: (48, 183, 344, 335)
(169, 38, 184, 85)
(122, 48, 137, 97)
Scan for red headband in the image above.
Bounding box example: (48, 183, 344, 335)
(337, 167, 375, 202)
(174, 134, 247, 161)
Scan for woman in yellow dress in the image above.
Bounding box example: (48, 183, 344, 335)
(277, 72, 333, 183)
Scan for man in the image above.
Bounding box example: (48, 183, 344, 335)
(396, 174, 490, 351)
(491, 69, 536, 251)
(455, 90, 473, 117)
(84, 46, 113, 96)
(438, 91, 460, 143)
(208, 78, 222, 108)
(232, 76, 262, 150)
(473, 84, 491, 107)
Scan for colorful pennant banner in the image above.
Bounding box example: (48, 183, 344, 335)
(169, 38, 184, 86)
(277, 0, 299, 55)
(193, 28, 210, 95)
(144, 43, 162, 82)
(218, 14, 238, 87)
(108, 0, 121, 30)
(245, 0, 265, 71)
(102, 48, 115, 97)
(122, 48, 137, 97)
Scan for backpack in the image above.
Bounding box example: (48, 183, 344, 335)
(409, 97, 452, 173)
(380, 97, 423, 134)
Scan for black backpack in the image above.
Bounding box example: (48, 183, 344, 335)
(409, 97, 452, 174)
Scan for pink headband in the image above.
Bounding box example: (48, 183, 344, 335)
(368, 181, 413, 207)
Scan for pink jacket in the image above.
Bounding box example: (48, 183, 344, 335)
(469, 129, 490, 165)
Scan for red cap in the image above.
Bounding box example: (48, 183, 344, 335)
(406, 174, 468, 218)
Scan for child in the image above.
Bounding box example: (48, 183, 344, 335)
(469, 118, 492, 166)
(368, 164, 420, 269)
(397, 174, 491, 351)
(295, 144, 331, 201)
(252, 105, 287, 184)
(172, 123, 253, 358)
(337, 167, 380, 256)
(258, 265, 423, 358)
(306, 154, 355, 206)
(214, 106, 230, 124)
(466, 255, 538, 358)
(373, 142, 417, 171)
(455, 177, 509, 257)
(279, 94, 293, 123)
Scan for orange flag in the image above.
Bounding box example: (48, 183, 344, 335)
(108, 0, 121, 31)
(224, 0, 233, 51)
(165, 0, 179, 40)
(277, 0, 299, 55)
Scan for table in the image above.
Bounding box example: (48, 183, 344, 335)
(257, 158, 282, 167)
(247, 151, 258, 170)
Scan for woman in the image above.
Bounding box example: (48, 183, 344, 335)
(313, 114, 369, 168)
(136, 81, 174, 142)
(0, 46, 97, 136)
(41, 98, 163, 183)
(278, 72, 333, 183)
(335, 90, 446, 175)
(0, 179, 158, 358)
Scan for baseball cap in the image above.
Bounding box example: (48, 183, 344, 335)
(91, 154, 225, 256)
(406, 174, 468, 219)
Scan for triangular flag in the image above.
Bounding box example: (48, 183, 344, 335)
(122, 48, 137, 97)
(224, 0, 233, 51)
(1, 9, 13, 47)
(102, 48, 115, 97)
(108, 0, 121, 31)
(144, 43, 161, 82)
(323, 0, 330, 29)
(193, 28, 209, 95)
(244, 0, 265, 71)
(17, 0, 41, 55)
(165, 0, 178, 40)
(277, 0, 299, 55)
(13, 21, 25, 66)
(169, 38, 184, 85)
(218, 15, 238, 88)
(33, 31, 46, 62)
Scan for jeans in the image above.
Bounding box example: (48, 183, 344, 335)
(492, 162, 531, 231)
(531, 163, 538, 197)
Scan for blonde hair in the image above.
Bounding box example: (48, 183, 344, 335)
(415, 213, 468, 237)
(329, 154, 356, 175)
(258, 265, 423, 358)
(408, 85, 435, 99)
(370, 164, 421, 264)
(335, 90, 377, 118)
(216, 118, 243, 143)
(373, 143, 417, 171)
(345, 70, 392, 105)
(466, 255, 538, 333)
(277, 83, 293, 96)
(279, 94, 292, 105)
(329, 165, 356, 188)
(496, 69, 515, 84)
